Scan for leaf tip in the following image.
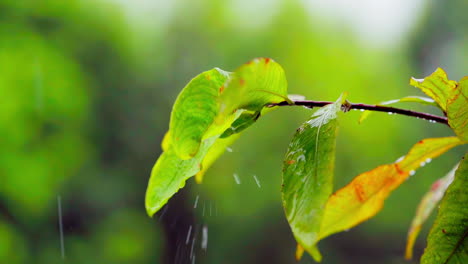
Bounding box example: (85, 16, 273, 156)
(295, 244, 304, 261)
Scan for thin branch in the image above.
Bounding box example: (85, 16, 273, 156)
(272, 100, 448, 125)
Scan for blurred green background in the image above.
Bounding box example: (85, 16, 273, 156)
(0, 0, 466, 263)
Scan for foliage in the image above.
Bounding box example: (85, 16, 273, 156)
(145, 58, 467, 262)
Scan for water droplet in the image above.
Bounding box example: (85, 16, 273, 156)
(193, 195, 199, 209)
(253, 175, 261, 188)
(395, 156, 405, 163)
(420, 161, 426, 167)
(388, 112, 394, 115)
(226, 147, 233, 152)
(426, 158, 432, 163)
(360, 109, 365, 112)
(233, 173, 241, 184)
(186, 225, 192, 244)
(409, 170, 416, 176)
(201, 225, 208, 251)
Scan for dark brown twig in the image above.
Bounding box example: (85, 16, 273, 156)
(272, 100, 448, 125)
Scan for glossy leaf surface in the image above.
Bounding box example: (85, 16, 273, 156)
(146, 58, 288, 216)
(410, 68, 457, 112)
(447, 77, 468, 141)
(421, 153, 468, 264)
(282, 97, 342, 262)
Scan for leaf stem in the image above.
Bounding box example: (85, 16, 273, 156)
(272, 100, 449, 125)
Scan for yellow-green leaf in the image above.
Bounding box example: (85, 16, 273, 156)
(282, 96, 343, 262)
(421, 153, 468, 264)
(145, 58, 289, 216)
(145, 136, 218, 216)
(410, 68, 457, 112)
(447, 77, 468, 141)
(170, 68, 231, 159)
(405, 164, 457, 260)
(217, 58, 288, 122)
(318, 137, 464, 241)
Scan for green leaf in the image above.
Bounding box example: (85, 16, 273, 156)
(447, 77, 468, 141)
(411, 69, 468, 141)
(146, 58, 289, 216)
(405, 164, 457, 260)
(359, 96, 437, 123)
(145, 136, 218, 216)
(169, 68, 231, 159)
(422, 153, 468, 264)
(282, 96, 343, 262)
(410, 68, 457, 112)
(217, 58, 288, 122)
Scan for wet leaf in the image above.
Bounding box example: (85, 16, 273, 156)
(421, 153, 468, 264)
(282, 96, 343, 262)
(410, 68, 457, 113)
(318, 137, 464, 241)
(145, 137, 218, 216)
(217, 58, 288, 122)
(405, 164, 458, 260)
(359, 96, 437, 123)
(447, 77, 468, 141)
(146, 58, 289, 216)
(169, 68, 231, 159)
(410, 69, 468, 141)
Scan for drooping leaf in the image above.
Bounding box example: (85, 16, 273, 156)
(421, 153, 468, 264)
(359, 96, 437, 123)
(146, 58, 289, 216)
(145, 136, 218, 216)
(447, 77, 468, 141)
(169, 68, 231, 159)
(405, 164, 458, 260)
(410, 68, 457, 113)
(317, 137, 464, 242)
(194, 133, 240, 183)
(282, 96, 344, 262)
(217, 58, 288, 123)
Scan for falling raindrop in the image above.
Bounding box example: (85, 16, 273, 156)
(186, 225, 192, 245)
(194, 195, 199, 209)
(159, 205, 169, 221)
(190, 234, 197, 260)
(233, 173, 241, 184)
(57, 196, 65, 259)
(253, 175, 261, 188)
(202, 201, 206, 217)
(201, 225, 208, 251)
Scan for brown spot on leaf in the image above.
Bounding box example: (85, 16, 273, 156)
(205, 74, 211, 80)
(239, 79, 245, 86)
(219, 85, 224, 93)
(265, 58, 271, 64)
(442, 229, 447, 234)
(355, 184, 366, 202)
